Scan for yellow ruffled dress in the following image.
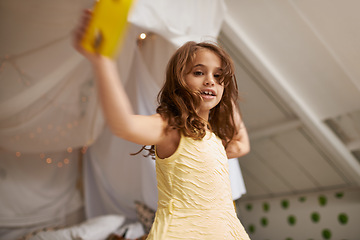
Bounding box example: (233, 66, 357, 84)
(147, 131, 251, 240)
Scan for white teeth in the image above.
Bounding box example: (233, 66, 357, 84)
(202, 91, 214, 96)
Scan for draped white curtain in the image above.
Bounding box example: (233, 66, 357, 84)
(0, 1, 99, 236)
(0, 0, 245, 235)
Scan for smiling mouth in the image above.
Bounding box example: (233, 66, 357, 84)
(201, 90, 216, 96)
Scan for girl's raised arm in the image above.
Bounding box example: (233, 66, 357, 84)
(225, 103, 250, 159)
(73, 10, 167, 146)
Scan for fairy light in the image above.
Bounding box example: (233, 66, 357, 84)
(3, 41, 89, 167)
(139, 33, 147, 40)
(81, 146, 88, 154)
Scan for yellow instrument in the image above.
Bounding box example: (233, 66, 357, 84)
(81, 0, 135, 58)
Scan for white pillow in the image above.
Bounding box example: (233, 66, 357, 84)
(115, 222, 145, 239)
(30, 214, 126, 240)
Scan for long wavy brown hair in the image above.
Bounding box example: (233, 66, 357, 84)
(135, 41, 240, 157)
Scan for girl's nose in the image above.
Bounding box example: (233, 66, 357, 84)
(204, 75, 215, 86)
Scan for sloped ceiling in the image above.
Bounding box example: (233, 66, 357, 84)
(221, 0, 360, 199)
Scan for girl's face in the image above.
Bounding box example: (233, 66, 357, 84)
(185, 49, 224, 120)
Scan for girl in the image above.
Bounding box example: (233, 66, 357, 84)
(74, 10, 251, 240)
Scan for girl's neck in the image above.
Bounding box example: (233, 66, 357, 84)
(197, 110, 209, 122)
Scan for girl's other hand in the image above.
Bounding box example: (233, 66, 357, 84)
(73, 9, 105, 63)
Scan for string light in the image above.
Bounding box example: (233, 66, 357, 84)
(8, 118, 86, 166)
(3, 36, 92, 166)
(139, 33, 147, 40)
(81, 146, 88, 154)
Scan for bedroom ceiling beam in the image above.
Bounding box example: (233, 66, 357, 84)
(250, 119, 302, 141)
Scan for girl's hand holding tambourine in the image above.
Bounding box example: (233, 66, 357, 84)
(73, 9, 109, 64)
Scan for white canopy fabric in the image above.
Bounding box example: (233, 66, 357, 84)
(0, 150, 82, 227)
(129, 0, 227, 47)
(0, 0, 246, 236)
(1, 1, 99, 237)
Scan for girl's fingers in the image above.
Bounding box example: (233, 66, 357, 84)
(73, 10, 92, 42)
(80, 17, 91, 30)
(81, 13, 91, 23)
(82, 9, 92, 23)
(78, 9, 92, 38)
(73, 9, 95, 56)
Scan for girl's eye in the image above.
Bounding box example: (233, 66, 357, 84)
(194, 71, 203, 76)
(214, 74, 220, 78)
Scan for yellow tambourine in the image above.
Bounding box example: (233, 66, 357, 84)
(81, 0, 135, 58)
